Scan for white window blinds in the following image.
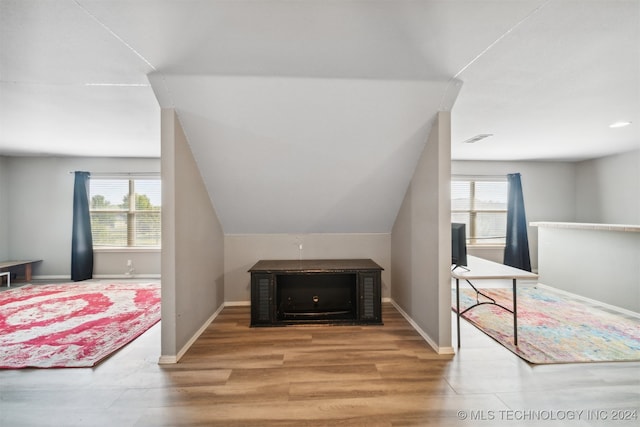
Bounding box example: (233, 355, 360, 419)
(451, 177, 507, 245)
(89, 178, 161, 247)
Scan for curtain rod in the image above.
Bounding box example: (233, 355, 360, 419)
(451, 174, 507, 181)
(68, 171, 159, 177)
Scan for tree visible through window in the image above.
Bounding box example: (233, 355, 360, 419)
(451, 177, 507, 245)
(89, 179, 161, 247)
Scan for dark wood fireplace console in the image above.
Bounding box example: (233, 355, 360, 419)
(249, 259, 383, 326)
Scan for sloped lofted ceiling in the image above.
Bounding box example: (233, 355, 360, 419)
(155, 75, 453, 233)
(1, 1, 638, 233)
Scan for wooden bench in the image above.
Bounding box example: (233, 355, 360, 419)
(0, 260, 42, 287)
(0, 271, 9, 288)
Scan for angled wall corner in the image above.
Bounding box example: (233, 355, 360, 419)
(0, 156, 8, 261)
(391, 111, 452, 353)
(160, 108, 225, 362)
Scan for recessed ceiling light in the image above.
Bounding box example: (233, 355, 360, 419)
(462, 134, 493, 144)
(609, 121, 632, 128)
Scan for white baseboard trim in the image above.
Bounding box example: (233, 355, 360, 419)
(438, 345, 456, 355)
(32, 274, 161, 281)
(389, 299, 455, 355)
(94, 274, 161, 280)
(32, 275, 70, 281)
(224, 300, 251, 307)
(158, 302, 226, 365)
(536, 283, 640, 319)
(157, 355, 178, 364)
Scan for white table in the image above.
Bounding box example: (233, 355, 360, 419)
(452, 255, 538, 348)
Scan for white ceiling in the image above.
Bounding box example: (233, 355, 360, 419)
(1, 1, 638, 233)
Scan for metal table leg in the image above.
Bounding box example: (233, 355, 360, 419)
(456, 278, 461, 348)
(513, 278, 518, 346)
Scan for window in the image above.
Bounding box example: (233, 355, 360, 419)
(89, 178, 161, 248)
(451, 177, 507, 245)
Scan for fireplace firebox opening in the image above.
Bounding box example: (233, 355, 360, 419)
(276, 273, 357, 322)
(249, 259, 383, 326)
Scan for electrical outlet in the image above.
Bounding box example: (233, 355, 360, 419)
(125, 259, 135, 277)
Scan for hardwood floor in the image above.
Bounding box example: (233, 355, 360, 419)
(1, 303, 638, 426)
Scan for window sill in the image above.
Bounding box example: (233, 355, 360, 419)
(93, 247, 161, 253)
(467, 244, 506, 249)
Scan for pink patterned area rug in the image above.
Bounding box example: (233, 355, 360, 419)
(0, 282, 161, 369)
(453, 287, 640, 364)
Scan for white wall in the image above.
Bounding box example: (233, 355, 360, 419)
(391, 112, 452, 353)
(537, 225, 640, 313)
(160, 109, 225, 360)
(576, 149, 640, 224)
(5, 156, 160, 279)
(224, 233, 391, 303)
(451, 160, 577, 271)
(531, 149, 640, 313)
(457, 151, 640, 313)
(93, 250, 160, 278)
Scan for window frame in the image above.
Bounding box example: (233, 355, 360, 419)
(89, 176, 161, 249)
(451, 175, 508, 247)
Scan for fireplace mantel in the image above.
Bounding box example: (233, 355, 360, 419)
(249, 259, 383, 326)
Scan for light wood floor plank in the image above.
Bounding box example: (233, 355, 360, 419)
(1, 302, 638, 427)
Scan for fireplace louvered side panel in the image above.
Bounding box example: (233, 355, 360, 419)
(362, 276, 375, 319)
(359, 272, 381, 323)
(251, 273, 273, 325)
(257, 278, 271, 321)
